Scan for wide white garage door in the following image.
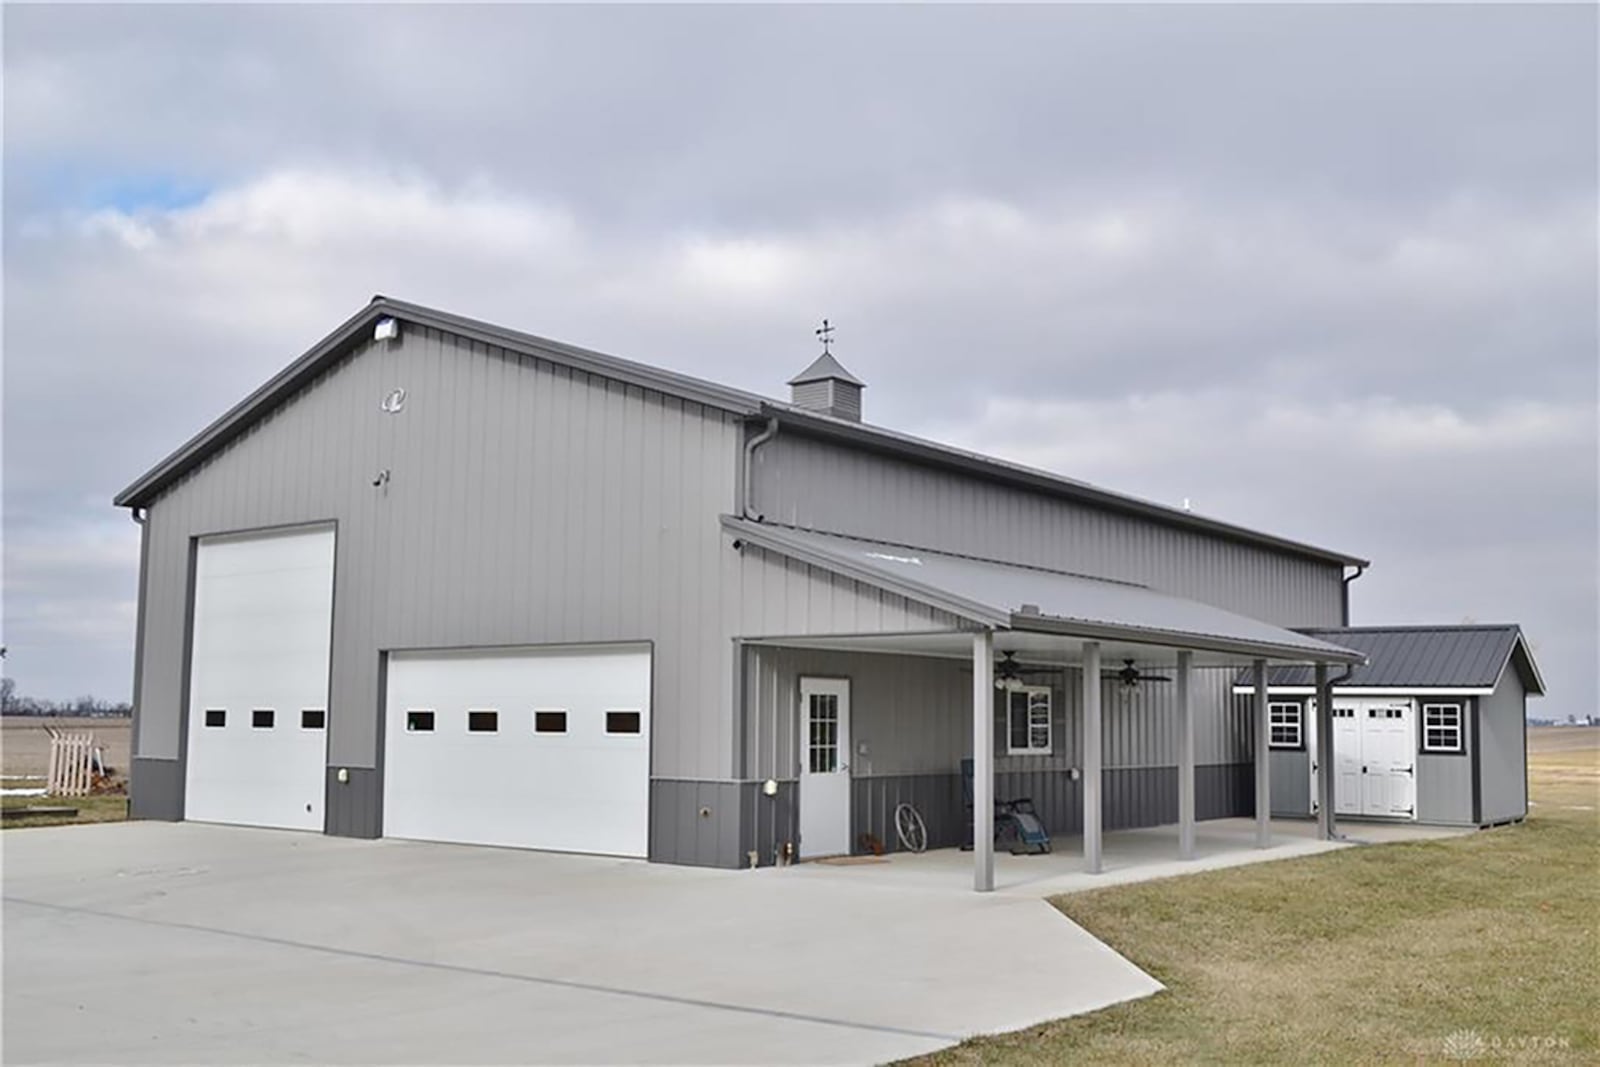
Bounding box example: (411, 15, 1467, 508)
(185, 526, 334, 831)
(383, 645, 651, 857)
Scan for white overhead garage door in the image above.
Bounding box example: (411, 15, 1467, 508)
(185, 525, 335, 831)
(383, 644, 651, 857)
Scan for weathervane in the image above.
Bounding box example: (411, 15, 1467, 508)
(815, 318, 835, 355)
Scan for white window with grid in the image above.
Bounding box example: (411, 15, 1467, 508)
(808, 693, 841, 773)
(1268, 702, 1303, 748)
(1006, 687, 1052, 755)
(1422, 702, 1464, 753)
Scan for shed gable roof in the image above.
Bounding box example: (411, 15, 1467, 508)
(112, 298, 1364, 567)
(1239, 625, 1545, 694)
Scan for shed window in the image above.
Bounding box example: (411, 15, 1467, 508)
(1006, 688, 1052, 755)
(1422, 703, 1464, 753)
(1268, 702, 1302, 749)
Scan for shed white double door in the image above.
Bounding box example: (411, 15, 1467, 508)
(185, 526, 335, 831)
(382, 644, 651, 857)
(1321, 699, 1417, 818)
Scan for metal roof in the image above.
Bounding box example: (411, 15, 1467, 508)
(787, 352, 866, 387)
(723, 517, 1365, 665)
(1237, 625, 1544, 694)
(111, 297, 1366, 567)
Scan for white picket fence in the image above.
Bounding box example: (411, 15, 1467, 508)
(46, 729, 102, 797)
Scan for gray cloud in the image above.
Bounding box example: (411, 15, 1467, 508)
(3, 5, 1595, 718)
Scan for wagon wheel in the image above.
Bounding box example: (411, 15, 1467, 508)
(893, 803, 928, 853)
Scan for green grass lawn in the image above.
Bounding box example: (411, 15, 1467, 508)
(1, 792, 129, 829)
(910, 738, 1598, 1064)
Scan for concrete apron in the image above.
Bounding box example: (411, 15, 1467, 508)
(3, 821, 1160, 1066)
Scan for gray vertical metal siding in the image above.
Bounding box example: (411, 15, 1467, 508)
(1269, 750, 1312, 817)
(134, 326, 746, 783)
(128, 758, 183, 820)
(1474, 672, 1527, 823)
(745, 645, 1255, 858)
(1416, 753, 1474, 824)
(750, 430, 1345, 627)
(649, 780, 747, 868)
(745, 648, 1251, 781)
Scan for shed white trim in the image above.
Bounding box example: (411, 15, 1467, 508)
(1234, 685, 1494, 696)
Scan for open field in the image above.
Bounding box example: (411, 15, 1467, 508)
(2, 715, 131, 779)
(909, 725, 1599, 1064)
(2, 716, 131, 829)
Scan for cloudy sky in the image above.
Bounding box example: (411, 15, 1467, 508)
(5, 5, 1596, 717)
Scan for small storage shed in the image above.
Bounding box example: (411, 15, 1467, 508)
(1236, 625, 1544, 828)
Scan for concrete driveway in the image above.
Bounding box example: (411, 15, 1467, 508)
(3, 823, 1159, 1065)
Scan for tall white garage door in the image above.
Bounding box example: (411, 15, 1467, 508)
(383, 645, 651, 857)
(185, 525, 335, 831)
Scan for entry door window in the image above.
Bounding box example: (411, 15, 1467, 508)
(808, 693, 840, 773)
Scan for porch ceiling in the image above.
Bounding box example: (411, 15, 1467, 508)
(724, 516, 1365, 667)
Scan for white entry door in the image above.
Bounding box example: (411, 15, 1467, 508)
(798, 677, 851, 859)
(185, 526, 335, 831)
(1330, 700, 1416, 818)
(383, 644, 651, 857)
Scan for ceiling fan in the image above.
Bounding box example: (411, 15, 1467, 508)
(1108, 659, 1172, 690)
(993, 651, 1056, 691)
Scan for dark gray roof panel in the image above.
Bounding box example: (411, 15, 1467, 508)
(1239, 625, 1544, 693)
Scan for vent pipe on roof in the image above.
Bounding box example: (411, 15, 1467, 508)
(788, 321, 865, 421)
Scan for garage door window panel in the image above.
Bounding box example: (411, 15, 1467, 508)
(301, 709, 325, 730)
(534, 710, 568, 734)
(204, 709, 227, 728)
(606, 710, 642, 735)
(407, 710, 436, 733)
(468, 710, 499, 733)
(252, 709, 275, 729)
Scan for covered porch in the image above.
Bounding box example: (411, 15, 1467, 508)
(726, 518, 1367, 891)
(770, 816, 1473, 897)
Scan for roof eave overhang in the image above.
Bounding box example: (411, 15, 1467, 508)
(760, 404, 1370, 570)
(1500, 634, 1548, 696)
(1234, 685, 1493, 697)
(1012, 614, 1368, 665)
(114, 300, 385, 508)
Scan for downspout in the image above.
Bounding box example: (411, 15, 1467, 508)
(1319, 661, 1359, 842)
(741, 416, 778, 521)
(1341, 564, 1367, 627)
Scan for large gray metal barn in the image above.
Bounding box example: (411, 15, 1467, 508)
(116, 298, 1541, 889)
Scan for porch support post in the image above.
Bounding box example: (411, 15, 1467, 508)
(972, 630, 995, 892)
(1253, 658, 1271, 848)
(1083, 641, 1103, 874)
(1315, 661, 1336, 841)
(1176, 650, 1196, 860)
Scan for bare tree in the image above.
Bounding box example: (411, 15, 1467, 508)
(0, 676, 14, 715)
